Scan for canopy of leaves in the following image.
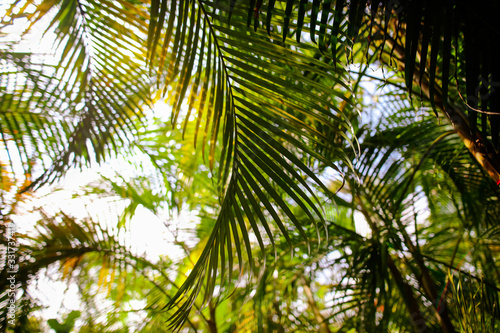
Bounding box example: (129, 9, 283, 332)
(1, 1, 500, 332)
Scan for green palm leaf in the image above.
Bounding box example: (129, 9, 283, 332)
(1, 0, 154, 188)
(193, 0, 500, 183)
(147, 1, 357, 328)
(334, 82, 500, 331)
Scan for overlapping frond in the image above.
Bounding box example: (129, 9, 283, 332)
(146, 0, 358, 328)
(350, 80, 500, 224)
(1, 0, 154, 188)
(192, 1, 500, 181)
(0, 206, 177, 331)
(323, 82, 500, 330)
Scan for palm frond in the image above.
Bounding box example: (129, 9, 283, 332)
(146, 1, 358, 328)
(337, 82, 500, 331)
(1, 0, 154, 188)
(0, 205, 182, 331)
(175, 1, 500, 182)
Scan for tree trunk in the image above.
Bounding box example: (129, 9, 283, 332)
(301, 277, 332, 333)
(384, 36, 500, 185)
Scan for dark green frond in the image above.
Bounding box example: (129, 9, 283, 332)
(188, 0, 500, 181)
(147, 0, 357, 328)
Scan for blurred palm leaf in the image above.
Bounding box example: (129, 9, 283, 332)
(1, 0, 154, 187)
(0, 206, 182, 331)
(333, 83, 500, 331)
(449, 272, 500, 332)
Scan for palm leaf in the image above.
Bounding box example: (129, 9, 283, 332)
(1, 0, 154, 188)
(0, 205, 192, 331)
(147, 0, 357, 328)
(189, 1, 500, 181)
(337, 82, 500, 330)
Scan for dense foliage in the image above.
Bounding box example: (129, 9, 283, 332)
(1, 1, 500, 332)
